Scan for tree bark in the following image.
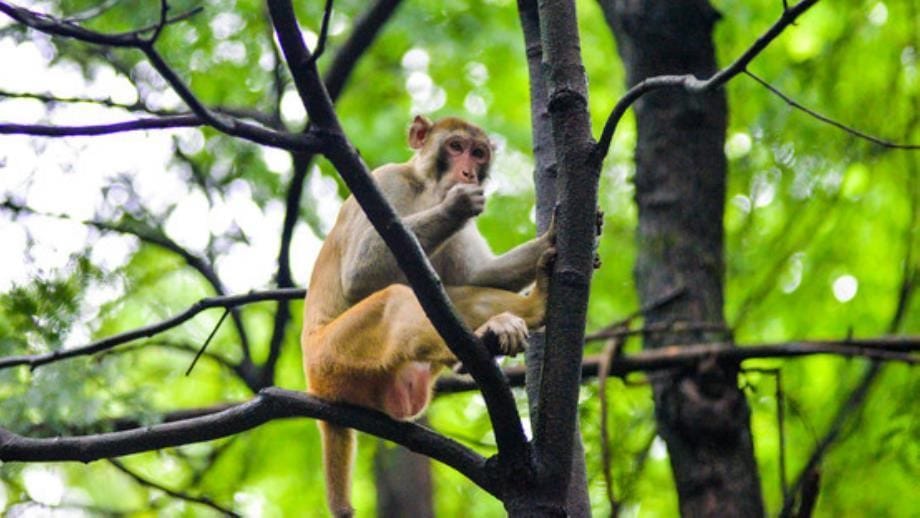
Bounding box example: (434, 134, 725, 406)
(518, 1, 591, 515)
(601, 0, 765, 515)
(374, 434, 435, 518)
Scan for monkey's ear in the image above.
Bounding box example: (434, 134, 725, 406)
(409, 115, 433, 149)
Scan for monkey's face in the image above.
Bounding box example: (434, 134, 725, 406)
(436, 133, 491, 187)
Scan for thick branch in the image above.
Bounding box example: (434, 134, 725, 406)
(265, 0, 529, 465)
(595, 0, 819, 161)
(266, 0, 405, 386)
(0, 387, 497, 497)
(516, 1, 600, 515)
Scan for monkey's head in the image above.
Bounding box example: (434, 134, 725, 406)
(409, 115, 492, 193)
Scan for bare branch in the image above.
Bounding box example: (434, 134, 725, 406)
(0, 115, 205, 136)
(108, 459, 240, 517)
(0, 90, 281, 128)
(0, 289, 304, 371)
(0, 387, 497, 498)
(745, 71, 920, 150)
(0, 1, 201, 47)
(595, 0, 819, 161)
(436, 336, 919, 393)
(779, 362, 880, 518)
(308, 0, 335, 65)
(0, 2, 321, 152)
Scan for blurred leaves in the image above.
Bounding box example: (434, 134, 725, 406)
(0, 0, 917, 516)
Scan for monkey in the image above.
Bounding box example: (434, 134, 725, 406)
(301, 116, 555, 518)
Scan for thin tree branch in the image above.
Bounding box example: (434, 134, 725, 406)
(435, 337, 919, 393)
(1, 201, 259, 377)
(0, 289, 304, 371)
(0, 1, 323, 152)
(595, 0, 819, 162)
(0, 115, 206, 137)
(745, 71, 920, 150)
(0, 387, 498, 498)
(781, 148, 919, 516)
(0, 89, 281, 128)
(778, 362, 879, 518)
(108, 458, 240, 517)
(0, 2, 201, 47)
(308, 0, 334, 65)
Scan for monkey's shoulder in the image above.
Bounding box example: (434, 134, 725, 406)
(370, 162, 440, 210)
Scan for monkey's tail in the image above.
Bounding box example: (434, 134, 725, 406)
(319, 421, 356, 518)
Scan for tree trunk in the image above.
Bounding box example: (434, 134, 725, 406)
(374, 437, 434, 518)
(601, 0, 765, 515)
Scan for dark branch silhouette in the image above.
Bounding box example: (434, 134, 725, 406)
(745, 71, 920, 150)
(0, 387, 498, 497)
(595, 0, 819, 161)
(0, 1, 323, 152)
(0, 289, 304, 371)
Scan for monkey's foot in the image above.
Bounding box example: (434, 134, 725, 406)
(476, 312, 529, 356)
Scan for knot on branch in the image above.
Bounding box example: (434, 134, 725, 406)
(555, 268, 591, 289)
(546, 88, 588, 114)
(656, 357, 746, 442)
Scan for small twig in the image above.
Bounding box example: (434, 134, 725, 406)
(308, 0, 335, 65)
(590, 284, 686, 338)
(779, 362, 881, 517)
(796, 467, 821, 518)
(146, 0, 170, 44)
(0, 2, 320, 152)
(185, 309, 231, 376)
(594, 0, 819, 162)
(743, 367, 788, 502)
(746, 71, 920, 150)
(108, 459, 240, 517)
(597, 332, 626, 515)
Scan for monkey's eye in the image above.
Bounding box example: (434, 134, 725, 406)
(448, 140, 464, 153)
(472, 147, 487, 160)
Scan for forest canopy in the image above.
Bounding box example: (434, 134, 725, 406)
(0, 0, 917, 516)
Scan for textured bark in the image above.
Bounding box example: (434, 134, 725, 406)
(600, 0, 765, 515)
(374, 428, 434, 518)
(518, 1, 591, 515)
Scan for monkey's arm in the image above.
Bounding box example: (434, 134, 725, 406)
(341, 175, 474, 302)
(463, 229, 553, 292)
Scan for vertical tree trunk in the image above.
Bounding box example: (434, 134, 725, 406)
(374, 438, 434, 518)
(518, 1, 592, 515)
(600, 0, 765, 515)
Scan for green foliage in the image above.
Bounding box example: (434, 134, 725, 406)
(1, 0, 917, 516)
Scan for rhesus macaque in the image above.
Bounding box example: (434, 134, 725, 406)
(302, 116, 555, 518)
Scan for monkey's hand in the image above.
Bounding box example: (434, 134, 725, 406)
(476, 312, 529, 356)
(443, 183, 485, 220)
